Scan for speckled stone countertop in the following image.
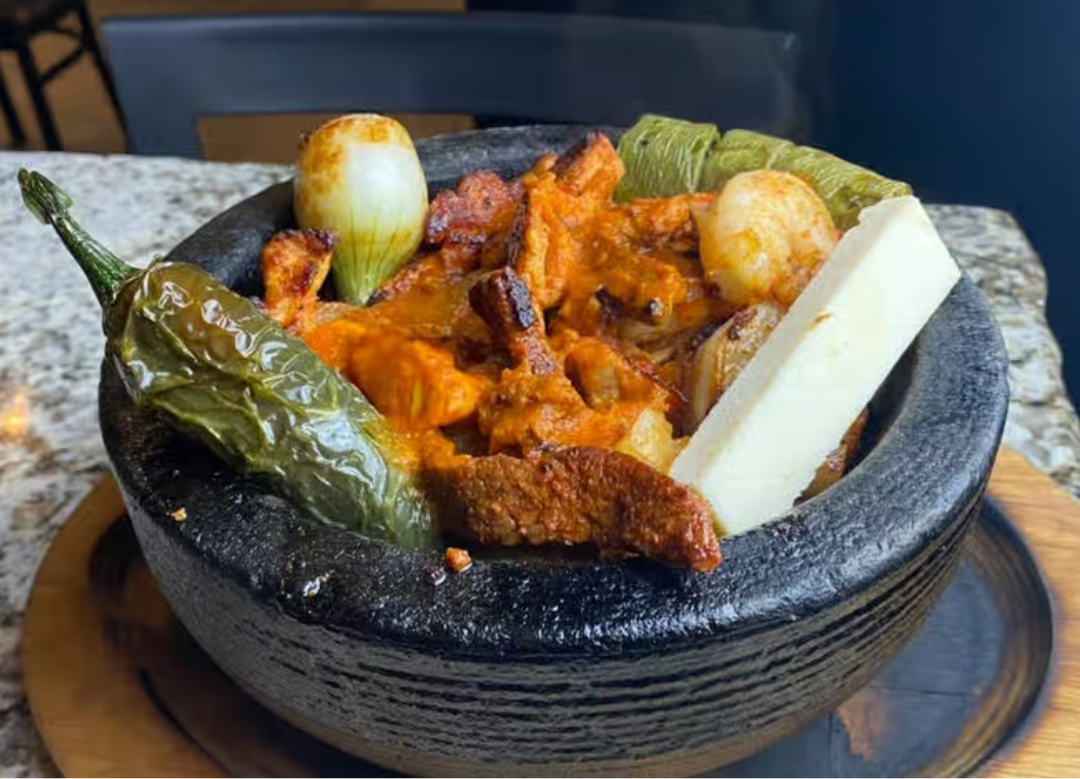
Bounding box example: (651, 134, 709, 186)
(1, 151, 1078, 776)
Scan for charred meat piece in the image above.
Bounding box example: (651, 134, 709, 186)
(550, 132, 625, 200)
(507, 134, 626, 309)
(261, 229, 336, 332)
(469, 266, 556, 375)
(470, 267, 627, 453)
(469, 269, 669, 456)
(424, 170, 524, 266)
(370, 245, 477, 304)
(506, 186, 580, 310)
(424, 446, 721, 571)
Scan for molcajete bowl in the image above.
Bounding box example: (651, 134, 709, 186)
(99, 126, 1009, 777)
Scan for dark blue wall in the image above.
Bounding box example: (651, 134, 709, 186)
(832, 0, 1080, 399)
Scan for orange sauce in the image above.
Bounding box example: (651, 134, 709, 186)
(299, 167, 728, 468)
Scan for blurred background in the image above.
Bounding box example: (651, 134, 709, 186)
(3, 0, 1075, 400)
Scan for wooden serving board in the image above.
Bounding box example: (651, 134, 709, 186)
(983, 448, 1080, 778)
(20, 447, 1080, 778)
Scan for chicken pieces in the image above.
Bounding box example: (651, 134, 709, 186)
(468, 265, 554, 376)
(563, 337, 676, 411)
(508, 133, 702, 326)
(346, 333, 485, 432)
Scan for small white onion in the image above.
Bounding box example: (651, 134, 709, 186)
(295, 114, 428, 304)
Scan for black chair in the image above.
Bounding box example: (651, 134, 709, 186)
(465, 0, 836, 144)
(100, 12, 802, 159)
(0, 0, 125, 149)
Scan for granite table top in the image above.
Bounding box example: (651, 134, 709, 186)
(1, 151, 1078, 777)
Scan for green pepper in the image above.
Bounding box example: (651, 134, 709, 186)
(699, 129, 912, 230)
(616, 115, 912, 229)
(696, 128, 795, 190)
(19, 170, 436, 550)
(615, 114, 720, 201)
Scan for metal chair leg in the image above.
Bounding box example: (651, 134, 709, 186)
(15, 42, 62, 150)
(74, 0, 126, 133)
(0, 69, 26, 146)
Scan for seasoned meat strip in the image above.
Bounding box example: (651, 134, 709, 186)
(370, 245, 477, 304)
(562, 336, 679, 411)
(505, 186, 576, 310)
(424, 447, 721, 571)
(469, 266, 556, 375)
(506, 133, 626, 310)
(550, 131, 625, 200)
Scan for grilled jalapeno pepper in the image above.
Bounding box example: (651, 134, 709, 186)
(19, 170, 436, 549)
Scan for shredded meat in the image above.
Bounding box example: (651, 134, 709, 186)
(424, 447, 721, 571)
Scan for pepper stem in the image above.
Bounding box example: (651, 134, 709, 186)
(18, 169, 138, 309)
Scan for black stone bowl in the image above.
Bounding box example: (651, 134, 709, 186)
(99, 127, 1009, 777)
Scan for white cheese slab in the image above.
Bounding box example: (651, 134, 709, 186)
(670, 196, 961, 537)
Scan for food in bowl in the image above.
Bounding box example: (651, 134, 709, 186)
(85, 124, 1009, 776)
(19, 113, 958, 575)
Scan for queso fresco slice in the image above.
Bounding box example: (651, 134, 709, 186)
(670, 196, 961, 538)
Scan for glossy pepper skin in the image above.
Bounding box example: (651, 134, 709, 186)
(19, 170, 436, 550)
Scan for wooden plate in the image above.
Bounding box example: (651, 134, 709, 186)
(21, 449, 1080, 777)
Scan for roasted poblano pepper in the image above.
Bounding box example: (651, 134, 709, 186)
(698, 129, 912, 230)
(19, 170, 436, 549)
(616, 115, 912, 229)
(615, 114, 720, 201)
